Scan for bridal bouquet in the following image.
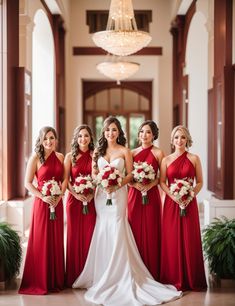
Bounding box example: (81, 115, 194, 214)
(41, 178, 62, 220)
(132, 161, 156, 205)
(96, 165, 123, 205)
(73, 175, 95, 214)
(169, 177, 194, 217)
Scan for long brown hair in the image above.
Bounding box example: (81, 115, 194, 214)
(71, 125, 94, 165)
(35, 126, 57, 164)
(94, 116, 126, 167)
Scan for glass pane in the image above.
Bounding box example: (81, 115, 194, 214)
(96, 90, 108, 110)
(129, 114, 145, 149)
(110, 88, 121, 111)
(85, 96, 94, 110)
(95, 116, 104, 142)
(123, 89, 138, 110)
(140, 95, 149, 111)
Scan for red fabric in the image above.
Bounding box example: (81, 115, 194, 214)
(160, 151, 207, 291)
(65, 150, 96, 287)
(19, 152, 65, 295)
(128, 146, 161, 280)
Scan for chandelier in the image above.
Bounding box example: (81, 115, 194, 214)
(92, 0, 152, 56)
(97, 59, 140, 85)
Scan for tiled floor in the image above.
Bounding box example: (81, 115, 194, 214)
(1, 283, 235, 306)
(1, 207, 234, 306)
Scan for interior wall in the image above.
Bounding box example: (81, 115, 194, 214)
(66, 0, 173, 154)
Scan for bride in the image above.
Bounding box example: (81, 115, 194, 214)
(72, 116, 182, 306)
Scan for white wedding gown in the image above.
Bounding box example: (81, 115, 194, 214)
(73, 157, 182, 306)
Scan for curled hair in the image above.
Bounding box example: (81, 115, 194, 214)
(35, 126, 57, 164)
(94, 116, 126, 167)
(71, 125, 94, 165)
(171, 125, 193, 148)
(138, 120, 159, 141)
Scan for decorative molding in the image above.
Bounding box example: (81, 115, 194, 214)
(73, 47, 163, 56)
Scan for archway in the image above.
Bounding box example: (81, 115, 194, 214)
(185, 11, 211, 202)
(32, 9, 55, 147)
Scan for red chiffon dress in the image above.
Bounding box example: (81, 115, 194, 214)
(65, 150, 96, 287)
(160, 151, 207, 291)
(128, 146, 161, 280)
(19, 151, 65, 295)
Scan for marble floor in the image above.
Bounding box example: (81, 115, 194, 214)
(1, 283, 235, 306)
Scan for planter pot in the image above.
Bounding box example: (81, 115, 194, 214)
(209, 273, 235, 288)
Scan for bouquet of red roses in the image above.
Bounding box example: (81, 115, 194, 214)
(73, 175, 95, 214)
(41, 178, 62, 220)
(132, 161, 156, 205)
(96, 165, 123, 205)
(169, 177, 194, 217)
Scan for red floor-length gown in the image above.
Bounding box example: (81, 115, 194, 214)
(128, 146, 161, 280)
(19, 151, 65, 295)
(160, 151, 207, 291)
(65, 150, 96, 287)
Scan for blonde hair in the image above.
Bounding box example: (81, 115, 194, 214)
(171, 125, 193, 148)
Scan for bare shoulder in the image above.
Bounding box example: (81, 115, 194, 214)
(132, 146, 141, 157)
(162, 153, 174, 166)
(29, 153, 39, 164)
(187, 152, 200, 161)
(64, 152, 72, 162)
(122, 146, 131, 155)
(55, 152, 64, 163)
(152, 146, 164, 159)
(65, 152, 72, 159)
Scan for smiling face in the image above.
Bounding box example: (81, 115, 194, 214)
(104, 122, 119, 144)
(42, 131, 56, 152)
(138, 124, 153, 146)
(172, 129, 187, 150)
(77, 128, 91, 150)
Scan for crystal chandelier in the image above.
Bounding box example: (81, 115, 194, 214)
(92, 0, 152, 56)
(97, 59, 140, 85)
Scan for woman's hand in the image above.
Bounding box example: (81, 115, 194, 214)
(132, 182, 143, 191)
(42, 195, 55, 206)
(141, 181, 156, 193)
(105, 185, 119, 194)
(86, 193, 94, 202)
(73, 193, 88, 202)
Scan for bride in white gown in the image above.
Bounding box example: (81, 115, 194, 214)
(73, 117, 182, 306)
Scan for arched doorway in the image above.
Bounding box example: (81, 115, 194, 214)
(32, 9, 55, 148)
(185, 12, 211, 202)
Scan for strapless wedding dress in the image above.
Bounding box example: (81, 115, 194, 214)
(73, 157, 182, 306)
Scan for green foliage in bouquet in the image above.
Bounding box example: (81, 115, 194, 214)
(202, 216, 235, 279)
(0, 222, 22, 280)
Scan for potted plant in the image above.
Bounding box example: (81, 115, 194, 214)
(0, 222, 22, 282)
(202, 216, 235, 284)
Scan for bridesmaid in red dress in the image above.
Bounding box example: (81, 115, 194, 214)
(64, 125, 96, 287)
(160, 125, 207, 291)
(19, 126, 67, 295)
(128, 120, 164, 280)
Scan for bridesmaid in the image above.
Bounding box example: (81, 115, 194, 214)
(19, 126, 67, 295)
(64, 125, 96, 287)
(128, 120, 164, 280)
(160, 125, 207, 291)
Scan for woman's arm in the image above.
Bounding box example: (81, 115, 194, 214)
(193, 154, 203, 195)
(121, 148, 133, 187)
(24, 154, 42, 198)
(159, 157, 177, 202)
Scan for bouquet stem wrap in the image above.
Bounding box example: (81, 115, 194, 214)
(141, 191, 148, 205)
